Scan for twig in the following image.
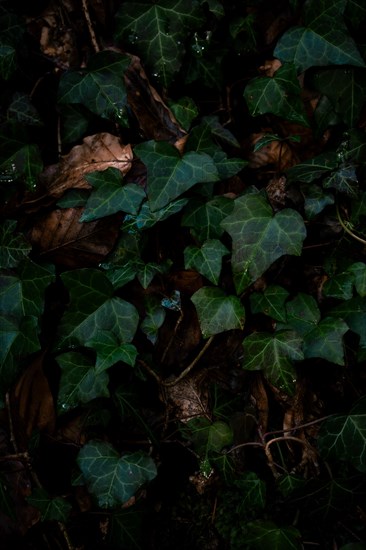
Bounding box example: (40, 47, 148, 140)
(336, 201, 366, 245)
(161, 310, 184, 364)
(162, 336, 214, 387)
(81, 0, 100, 53)
(262, 414, 335, 439)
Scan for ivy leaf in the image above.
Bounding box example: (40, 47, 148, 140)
(123, 198, 188, 232)
(182, 196, 234, 242)
(104, 262, 138, 290)
(114, 1, 204, 87)
(329, 296, 366, 347)
(140, 297, 166, 345)
(183, 418, 233, 454)
(168, 96, 198, 131)
(323, 164, 359, 196)
(0, 315, 40, 401)
(134, 140, 218, 211)
(57, 269, 139, 350)
(58, 51, 130, 122)
(281, 292, 321, 335)
(244, 63, 309, 126)
(80, 168, 145, 222)
(7, 92, 43, 127)
(0, 220, 31, 268)
(302, 183, 335, 219)
(85, 331, 137, 372)
(77, 440, 157, 508)
(56, 352, 110, 412)
(136, 261, 168, 289)
(184, 239, 228, 285)
(274, 26, 365, 73)
(212, 150, 248, 179)
(348, 262, 366, 297)
(310, 68, 366, 127)
(235, 472, 266, 513)
(303, 317, 348, 365)
(323, 271, 354, 300)
(318, 396, 366, 472)
(242, 331, 304, 395)
(245, 520, 302, 550)
(0, 44, 16, 80)
(286, 152, 339, 183)
(27, 488, 72, 522)
(191, 287, 245, 338)
(250, 285, 290, 323)
(221, 191, 306, 294)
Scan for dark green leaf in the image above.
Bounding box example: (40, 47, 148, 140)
(0, 44, 16, 80)
(318, 396, 366, 471)
(109, 505, 148, 550)
(184, 239, 228, 285)
(184, 417, 233, 454)
(250, 285, 290, 323)
(281, 292, 321, 335)
(245, 520, 302, 549)
(80, 168, 145, 222)
(86, 331, 137, 371)
(168, 96, 198, 131)
(134, 140, 218, 211)
(191, 287, 245, 338)
(242, 331, 304, 395)
(329, 296, 366, 347)
(114, 1, 204, 87)
(303, 317, 348, 364)
(140, 298, 166, 345)
(57, 189, 90, 209)
(7, 92, 43, 126)
(302, 183, 334, 219)
(77, 440, 157, 507)
(0, 220, 31, 268)
(27, 488, 72, 522)
(323, 271, 354, 300)
(182, 196, 234, 241)
(348, 262, 366, 297)
(221, 191, 306, 294)
(286, 152, 339, 183)
(56, 352, 110, 412)
(244, 63, 309, 126)
(235, 472, 266, 513)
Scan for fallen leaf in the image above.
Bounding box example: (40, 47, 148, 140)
(43, 133, 133, 200)
(249, 132, 298, 170)
(11, 351, 55, 439)
(259, 58, 282, 77)
(165, 372, 210, 423)
(29, 207, 120, 267)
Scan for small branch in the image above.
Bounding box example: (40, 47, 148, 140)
(162, 336, 214, 387)
(262, 414, 335, 439)
(81, 0, 100, 53)
(161, 310, 184, 364)
(336, 201, 366, 245)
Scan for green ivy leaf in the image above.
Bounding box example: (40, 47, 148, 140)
(329, 296, 366, 347)
(56, 352, 110, 412)
(140, 297, 166, 345)
(323, 164, 359, 196)
(274, 26, 365, 73)
(134, 140, 219, 211)
(57, 269, 139, 350)
(303, 317, 348, 365)
(323, 271, 354, 300)
(302, 183, 335, 219)
(59, 104, 90, 144)
(58, 51, 130, 122)
(318, 396, 366, 472)
(281, 292, 321, 335)
(286, 152, 339, 183)
(124, 198, 188, 232)
(191, 287, 245, 338)
(235, 472, 266, 513)
(184, 239, 228, 285)
(136, 261, 168, 289)
(85, 331, 137, 372)
(114, 1, 204, 87)
(182, 196, 234, 242)
(80, 168, 145, 222)
(348, 262, 366, 296)
(57, 189, 90, 209)
(250, 285, 290, 323)
(0, 220, 31, 268)
(221, 191, 306, 294)
(212, 150, 248, 179)
(244, 520, 302, 549)
(244, 63, 309, 126)
(77, 440, 157, 508)
(242, 331, 304, 395)
(27, 488, 72, 522)
(104, 262, 138, 290)
(310, 68, 366, 127)
(168, 96, 198, 131)
(7, 92, 43, 126)
(184, 418, 233, 455)
(0, 44, 16, 80)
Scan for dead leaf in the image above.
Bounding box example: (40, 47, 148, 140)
(164, 372, 210, 423)
(266, 176, 287, 210)
(249, 132, 298, 171)
(258, 59, 282, 77)
(124, 55, 186, 145)
(44, 133, 133, 200)
(11, 351, 56, 439)
(29, 207, 120, 267)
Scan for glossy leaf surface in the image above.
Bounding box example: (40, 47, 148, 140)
(191, 287, 245, 338)
(184, 239, 228, 285)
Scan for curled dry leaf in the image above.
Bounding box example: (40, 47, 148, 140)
(11, 351, 55, 439)
(165, 372, 210, 423)
(42, 133, 133, 200)
(29, 207, 120, 267)
(258, 58, 282, 77)
(124, 54, 186, 145)
(266, 176, 287, 210)
(249, 132, 298, 171)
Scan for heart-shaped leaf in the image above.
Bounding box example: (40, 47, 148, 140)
(27, 488, 72, 522)
(77, 440, 157, 507)
(244, 520, 302, 550)
(182, 196, 234, 242)
(184, 239, 228, 285)
(85, 331, 138, 372)
(191, 286, 245, 338)
(134, 140, 219, 211)
(0, 221, 31, 268)
(303, 317, 349, 365)
(250, 285, 290, 323)
(242, 331, 304, 395)
(221, 191, 306, 294)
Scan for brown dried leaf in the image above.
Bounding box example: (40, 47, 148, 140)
(165, 372, 210, 423)
(125, 55, 186, 144)
(44, 133, 133, 200)
(11, 352, 56, 439)
(29, 207, 119, 267)
(249, 132, 298, 171)
(266, 176, 287, 210)
(258, 58, 282, 77)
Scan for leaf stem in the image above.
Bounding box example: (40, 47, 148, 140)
(336, 201, 366, 245)
(162, 336, 214, 387)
